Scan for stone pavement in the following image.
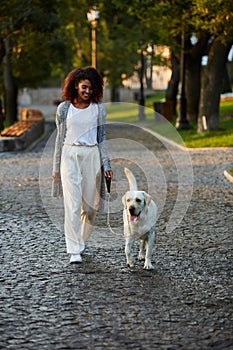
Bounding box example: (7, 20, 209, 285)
(0, 122, 233, 350)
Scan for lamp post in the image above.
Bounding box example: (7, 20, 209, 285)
(87, 6, 99, 68)
(176, 28, 189, 129)
(138, 45, 146, 121)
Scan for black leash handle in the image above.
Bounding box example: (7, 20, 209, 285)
(105, 177, 111, 194)
(105, 177, 116, 234)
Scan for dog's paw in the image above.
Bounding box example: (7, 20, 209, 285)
(126, 254, 135, 268)
(143, 262, 153, 270)
(126, 259, 135, 268)
(138, 253, 145, 261)
(127, 262, 135, 268)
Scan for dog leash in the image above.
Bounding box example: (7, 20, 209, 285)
(105, 177, 117, 234)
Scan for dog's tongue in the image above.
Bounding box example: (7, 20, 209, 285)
(130, 215, 138, 222)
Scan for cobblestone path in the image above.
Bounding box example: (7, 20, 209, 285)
(0, 122, 232, 349)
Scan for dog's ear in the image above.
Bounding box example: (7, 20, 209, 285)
(122, 194, 126, 207)
(143, 192, 152, 206)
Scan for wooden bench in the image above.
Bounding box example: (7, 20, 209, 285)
(1, 109, 44, 137)
(0, 109, 45, 151)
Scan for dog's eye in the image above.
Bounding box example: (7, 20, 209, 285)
(136, 198, 142, 203)
(127, 199, 131, 202)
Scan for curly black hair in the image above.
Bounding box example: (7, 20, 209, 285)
(62, 67, 103, 103)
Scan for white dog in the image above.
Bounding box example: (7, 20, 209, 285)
(122, 168, 158, 270)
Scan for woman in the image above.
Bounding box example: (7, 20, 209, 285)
(52, 67, 113, 264)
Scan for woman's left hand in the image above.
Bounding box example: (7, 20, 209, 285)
(104, 170, 113, 179)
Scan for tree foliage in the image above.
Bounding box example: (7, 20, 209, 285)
(0, 0, 232, 131)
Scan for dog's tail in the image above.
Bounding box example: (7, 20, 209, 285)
(124, 167, 138, 191)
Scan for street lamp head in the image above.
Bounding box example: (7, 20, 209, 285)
(87, 6, 99, 22)
(87, 5, 99, 68)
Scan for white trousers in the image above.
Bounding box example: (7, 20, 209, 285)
(61, 144, 101, 254)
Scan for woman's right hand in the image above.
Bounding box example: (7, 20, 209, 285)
(52, 173, 61, 183)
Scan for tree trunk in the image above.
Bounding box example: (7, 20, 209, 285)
(221, 64, 232, 93)
(165, 52, 180, 116)
(197, 40, 232, 133)
(226, 61, 233, 86)
(186, 36, 208, 122)
(3, 37, 17, 126)
(110, 86, 120, 102)
(145, 55, 153, 89)
(0, 99, 4, 131)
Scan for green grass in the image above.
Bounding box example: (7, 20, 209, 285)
(173, 97, 233, 147)
(145, 91, 166, 108)
(105, 102, 143, 123)
(176, 117, 233, 148)
(106, 93, 233, 148)
(219, 99, 233, 116)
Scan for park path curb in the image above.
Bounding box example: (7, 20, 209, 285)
(1, 117, 232, 188)
(144, 126, 233, 185)
(142, 126, 187, 151)
(223, 169, 233, 184)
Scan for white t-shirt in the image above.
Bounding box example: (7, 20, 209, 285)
(64, 103, 98, 146)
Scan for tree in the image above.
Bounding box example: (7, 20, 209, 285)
(98, 2, 137, 101)
(0, 0, 76, 126)
(192, 0, 233, 132)
(152, 0, 233, 132)
(185, 33, 209, 122)
(98, 0, 153, 101)
(97, 0, 167, 102)
(198, 40, 232, 132)
(1, 0, 232, 133)
(150, 0, 197, 119)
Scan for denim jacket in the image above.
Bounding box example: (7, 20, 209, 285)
(51, 101, 111, 198)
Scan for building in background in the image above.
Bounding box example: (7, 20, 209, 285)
(122, 45, 171, 91)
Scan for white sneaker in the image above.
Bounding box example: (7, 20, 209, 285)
(70, 254, 82, 263)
